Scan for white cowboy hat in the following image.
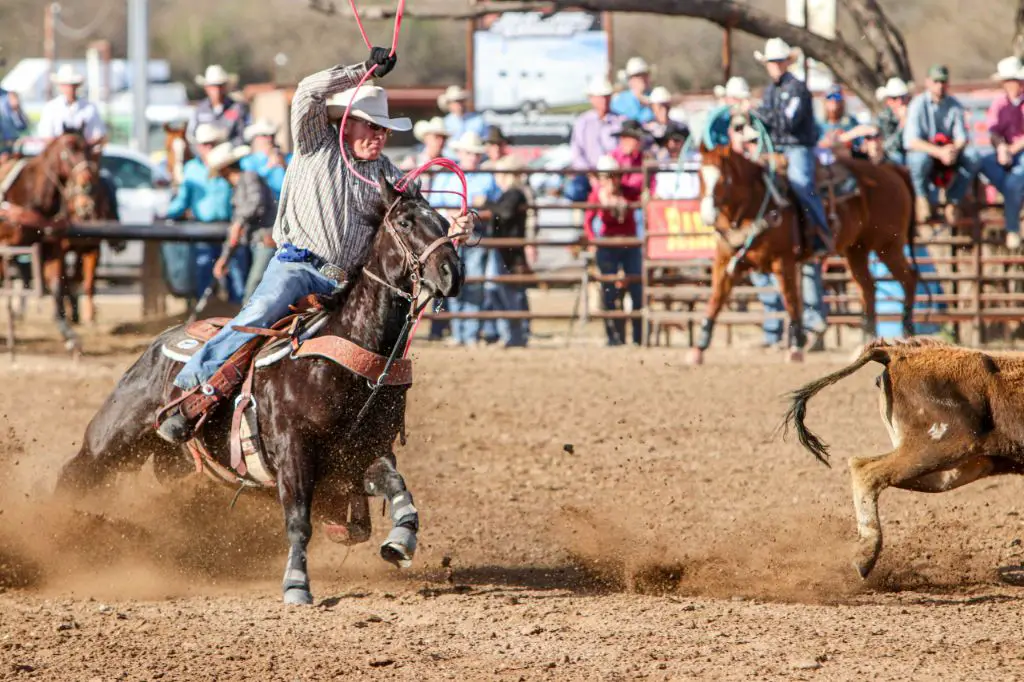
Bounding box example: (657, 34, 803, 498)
(649, 86, 672, 105)
(624, 57, 651, 77)
(882, 76, 910, 99)
(596, 155, 619, 173)
(586, 75, 614, 98)
(193, 123, 228, 145)
(50, 64, 84, 86)
(992, 56, 1024, 82)
(436, 85, 470, 112)
(326, 86, 412, 131)
(206, 143, 251, 177)
(206, 142, 251, 177)
(449, 131, 487, 155)
(723, 76, 751, 99)
(243, 118, 279, 142)
(754, 38, 796, 63)
(413, 116, 449, 142)
(195, 64, 236, 87)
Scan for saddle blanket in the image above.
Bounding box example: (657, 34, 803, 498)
(160, 315, 329, 368)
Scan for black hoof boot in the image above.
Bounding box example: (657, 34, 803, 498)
(155, 411, 193, 444)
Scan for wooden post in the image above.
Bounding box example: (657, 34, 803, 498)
(722, 27, 732, 81)
(141, 242, 168, 318)
(465, 18, 475, 110)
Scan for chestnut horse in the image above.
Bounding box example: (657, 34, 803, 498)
(163, 123, 192, 188)
(692, 143, 918, 363)
(55, 175, 463, 605)
(0, 128, 100, 350)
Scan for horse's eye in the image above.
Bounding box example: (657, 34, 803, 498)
(398, 219, 412, 230)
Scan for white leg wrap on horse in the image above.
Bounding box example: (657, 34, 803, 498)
(381, 525, 417, 568)
(390, 491, 418, 528)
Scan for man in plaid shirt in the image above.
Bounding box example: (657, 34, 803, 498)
(156, 47, 471, 444)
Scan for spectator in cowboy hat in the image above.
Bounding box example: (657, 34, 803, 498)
(980, 56, 1024, 247)
(437, 84, 487, 152)
(403, 116, 451, 172)
(610, 120, 652, 211)
(903, 64, 981, 225)
(163, 123, 238, 299)
(240, 118, 290, 200)
(186, 64, 250, 148)
(206, 142, 278, 303)
(0, 68, 26, 156)
(429, 131, 501, 346)
(714, 76, 753, 110)
(875, 77, 912, 164)
(645, 86, 674, 139)
(483, 126, 511, 168)
(611, 56, 655, 123)
(36, 64, 106, 144)
(569, 75, 625, 201)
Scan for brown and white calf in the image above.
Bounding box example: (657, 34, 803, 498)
(782, 338, 1024, 578)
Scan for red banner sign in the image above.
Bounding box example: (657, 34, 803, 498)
(645, 199, 717, 260)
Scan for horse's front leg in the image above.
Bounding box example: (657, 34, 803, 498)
(44, 253, 81, 354)
(772, 256, 805, 362)
(364, 453, 418, 569)
(688, 249, 736, 365)
(278, 455, 316, 605)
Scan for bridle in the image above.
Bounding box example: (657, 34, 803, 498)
(44, 138, 98, 221)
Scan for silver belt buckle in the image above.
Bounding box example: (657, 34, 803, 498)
(319, 262, 346, 282)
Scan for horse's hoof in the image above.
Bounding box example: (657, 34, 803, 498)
(853, 552, 878, 580)
(322, 521, 371, 546)
(283, 587, 314, 605)
(380, 526, 416, 569)
(786, 348, 804, 363)
(686, 348, 704, 366)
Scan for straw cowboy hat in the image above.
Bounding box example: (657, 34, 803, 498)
(649, 86, 672, 105)
(992, 56, 1024, 82)
(195, 64, 237, 87)
(243, 118, 279, 142)
(193, 123, 228, 145)
(326, 86, 412, 131)
(206, 143, 251, 177)
(754, 38, 796, 63)
(881, 76, 911, 99)
(586, 75, 614, 98)
(713, 76, 751, 100)
(50, 64, 84, 86)
(449, 131, 487, 155)
(624, 57, 651, 77)
(413, 116, 448, 142)
(437, 85, 470, 112)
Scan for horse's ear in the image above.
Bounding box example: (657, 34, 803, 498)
(378, 171, 401, 207)
(163, 123, 173, 133)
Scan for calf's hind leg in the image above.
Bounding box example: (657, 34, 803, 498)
(364, 454, 418, 569)
(849, 447, 1000, 579)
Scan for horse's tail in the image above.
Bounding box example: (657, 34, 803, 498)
(779, 343, 892, 467)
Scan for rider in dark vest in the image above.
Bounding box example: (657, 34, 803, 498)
(752, 38, 831, 257)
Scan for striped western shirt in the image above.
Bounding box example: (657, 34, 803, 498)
(272, 62, 406, 272)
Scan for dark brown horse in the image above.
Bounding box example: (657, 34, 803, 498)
(691, 143, 918, 363)
(0, 128, 100, 350)
(55, 174, 462, 605)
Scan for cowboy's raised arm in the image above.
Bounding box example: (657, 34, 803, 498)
(291, 47, 398, 155)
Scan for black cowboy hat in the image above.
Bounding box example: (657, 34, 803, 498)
(656, 120, 690, 144)
(484, 127, 511, 145)
(612, 119, 647, 140)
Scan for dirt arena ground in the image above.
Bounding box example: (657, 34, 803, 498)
(0, 303, 1023, 681)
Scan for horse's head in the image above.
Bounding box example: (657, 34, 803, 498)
(372, 172, 462, 301)
(164, 123, 191, 187)
(44, 127, 99, 219)
(697, 142, 762, 230)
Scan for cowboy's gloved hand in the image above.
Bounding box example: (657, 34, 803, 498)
(367, 47, 397, 78)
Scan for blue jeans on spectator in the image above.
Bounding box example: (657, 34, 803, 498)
(195, 243, 250, 304)
(447, 245, 487, 345)
(907, 147, 981, 206)
(783, 146, 830, 246)
(244, 243, 276, 304)
(980, 150, 1024, 234)
(483, 249, 529, 347)
(595, 246, 643, 345)
(565, 174, 591, 202)
(749, 263, 828, 345)
(174, 249, 340, 390)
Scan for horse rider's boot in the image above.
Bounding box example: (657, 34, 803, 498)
(154, 386, 223, 444)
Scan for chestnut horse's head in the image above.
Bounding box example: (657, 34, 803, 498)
(163, 123, 192, 188)
(697, 142, 763, 230)
(372, 172, 462, 301)
(51, 126, 100, 220)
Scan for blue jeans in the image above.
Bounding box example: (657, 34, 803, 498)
(907, 147, 981, 206)
(173, 250, 341, 390)
(447, 245, 487, 345)
(244, 243, 276, 303)
(595, 246, 643, 345)
(483, 250, 529, 347)
(783, 146, 830, 238)
(194, 243, 251, 304)
(749, 262, 828, 345)
(980, 151, 1024, 233)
